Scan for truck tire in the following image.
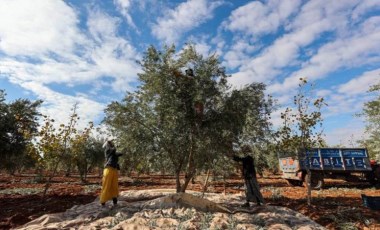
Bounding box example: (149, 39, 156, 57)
(366, 172, 376, 185)
(374, 166, 380, 181)
(367, 165, 380, 185)
(287, 179, 303, 187)
(304, 173, 324, 190)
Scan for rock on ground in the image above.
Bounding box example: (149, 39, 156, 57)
(16, 189, 326, 230)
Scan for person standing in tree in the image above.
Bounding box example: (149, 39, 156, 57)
(100, 137, 123, 207)
(232, 145, 265, 207)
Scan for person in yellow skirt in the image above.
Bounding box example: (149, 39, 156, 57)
(100, 137, 123, 207)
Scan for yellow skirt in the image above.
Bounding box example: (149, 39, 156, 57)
(100, 167, 119, 204)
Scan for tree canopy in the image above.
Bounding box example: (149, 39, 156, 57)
(104, 45, 273, 192)
(0, 90, 43, 174)
(276, 78, 326, 157)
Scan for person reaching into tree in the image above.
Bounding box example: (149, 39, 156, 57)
(231, 145, 264, 207)
(100, 137, 123, 208)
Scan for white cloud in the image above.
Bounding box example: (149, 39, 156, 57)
(224, 0, 301, 37)
(223, 40, 257, 69)
(351, 0, 380, 21)
(20, 81, 104, 129)
(0, 0, 85, 57)
(113, 0, 137, 29)
(316, 89, 332, 98)
(228, 70, 258, 88)
(0, 2, 140, 88)
(86, 9, 141, 92)
(269, 108, 287, 128)
(268, 15, 380, 94)
(324, 119, 366, 146)
(325, 94, 363, 117)
(318, 69, 379, 121)
(152, 0, 223, 44)
(338, 69, 380, 95)
(0, 0, 141, 129)
(227, 0, 357, 89)
(193, 41, 211, 58)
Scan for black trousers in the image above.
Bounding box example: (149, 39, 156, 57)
(244, 177, 264, 204)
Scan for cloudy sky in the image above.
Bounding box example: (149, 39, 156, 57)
(0, 0, 379, 146)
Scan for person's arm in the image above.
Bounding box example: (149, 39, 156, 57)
(104, 147, 109, 159)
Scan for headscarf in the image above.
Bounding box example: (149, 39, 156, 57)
(103, 137, 114, 149)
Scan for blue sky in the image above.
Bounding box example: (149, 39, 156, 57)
(0, 0, 379, 146)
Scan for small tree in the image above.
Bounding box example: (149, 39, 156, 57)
(36, 105, 80, 198)
(71, 122, 94, 182)
(83, 136, 106, 175)
(276, 78, 326, 205)
(357, 82, 380, 161)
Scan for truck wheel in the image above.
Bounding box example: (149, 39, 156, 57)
(366, 171, 376, 185)
(304, 173, 324, 190)
(287, 179, 303, 187)
(367, 166, 380, 185)
(374, 166, 380, 181)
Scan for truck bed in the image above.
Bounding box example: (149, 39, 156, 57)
(298, 148, 372, 171)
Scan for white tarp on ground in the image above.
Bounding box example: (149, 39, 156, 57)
(16, 189, 325, 230)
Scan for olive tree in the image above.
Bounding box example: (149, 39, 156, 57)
(0, 90, 43, 174)
(104, 45, 273, 192)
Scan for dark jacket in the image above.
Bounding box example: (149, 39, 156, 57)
(104, 143, 122, 170)
(233, 155, 257, 179)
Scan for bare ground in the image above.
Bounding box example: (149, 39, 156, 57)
(0, 173, 379, 229)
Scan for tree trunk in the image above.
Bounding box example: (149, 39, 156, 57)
(307, 169, 312, 206)
(175, 169, 181, 193)
(180, 125, 197, 193)
(223, 174, 226, 195)
(42, 159, 60, 200)
(201, 169, 211, 198)
(180, 169, 196, 192)
(181, 148, 196, 192)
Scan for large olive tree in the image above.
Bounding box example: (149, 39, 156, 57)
(104, 45, 273, 192)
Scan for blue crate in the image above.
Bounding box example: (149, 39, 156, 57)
(361, 194, 380, 211)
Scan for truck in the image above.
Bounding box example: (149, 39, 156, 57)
(279, 148, 380, 189)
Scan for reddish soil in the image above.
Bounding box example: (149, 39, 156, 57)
(0, 173, 379, 230)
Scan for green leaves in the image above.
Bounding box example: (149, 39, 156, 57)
(104, 44, 273, 191)
(359, 82, 380, 159)
(277, 79, 326, 156)
(0, 90, 42, 174)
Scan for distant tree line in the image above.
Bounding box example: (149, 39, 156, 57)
(0, 92, 104, 184)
